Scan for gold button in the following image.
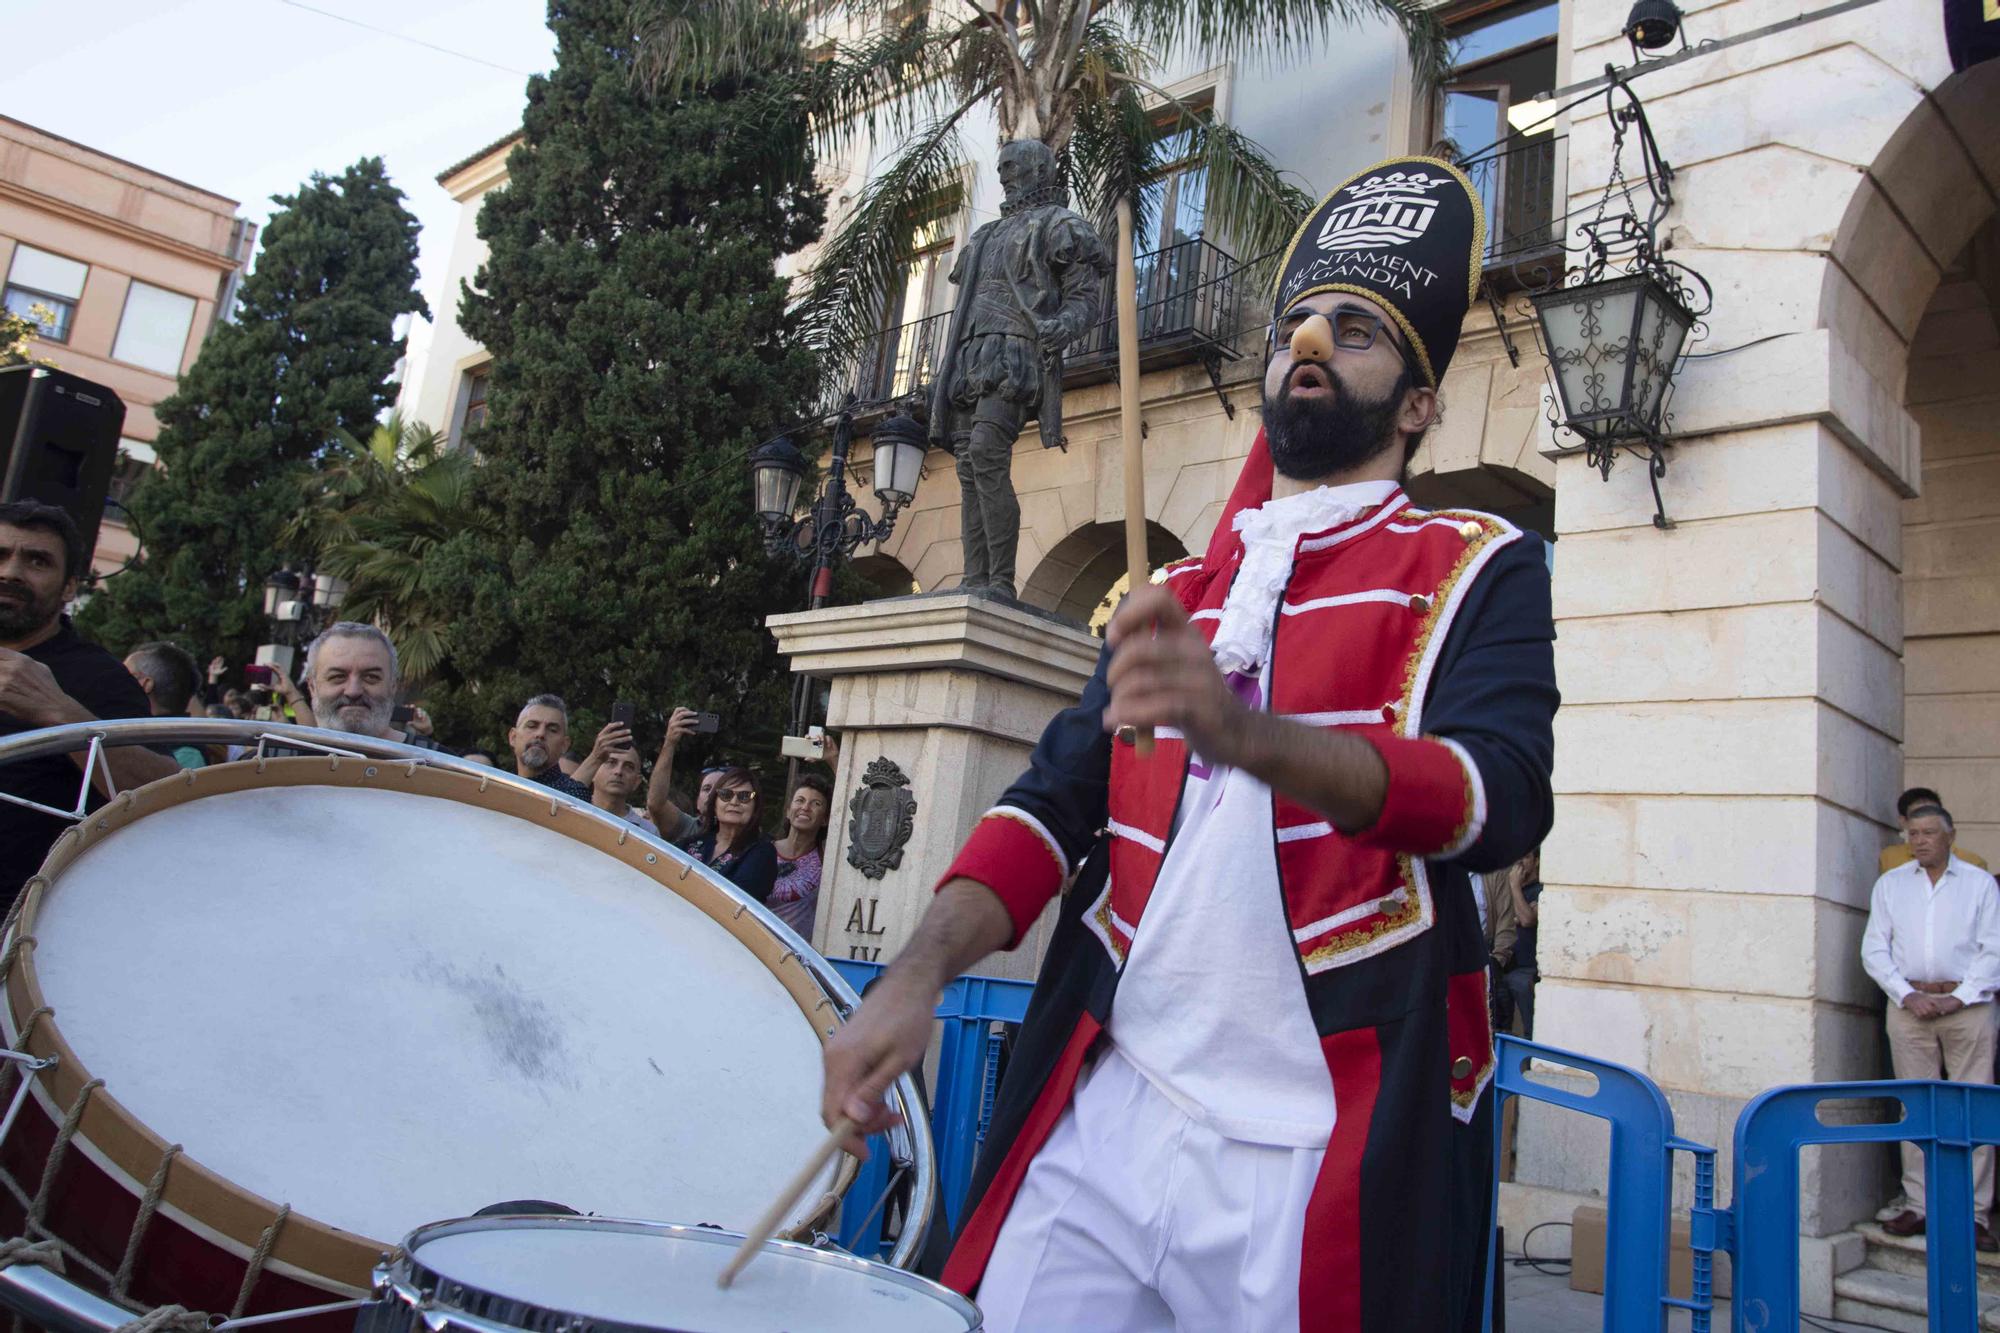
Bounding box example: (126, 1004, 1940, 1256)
(1458, 520, 1483, 544)
(1409, 594, 1432, 614)
(1452, 1056, 1474, 1079)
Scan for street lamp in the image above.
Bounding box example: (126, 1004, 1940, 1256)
(262, 569, 302, 618)
(751, 398, 925, 610)
(1525, 65, 1711, 530)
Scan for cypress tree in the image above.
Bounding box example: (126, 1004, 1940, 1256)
(435, 0, 825, 757)
(78, 158, 426, 667)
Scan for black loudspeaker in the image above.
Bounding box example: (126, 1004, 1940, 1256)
(0, 364, 125, 568)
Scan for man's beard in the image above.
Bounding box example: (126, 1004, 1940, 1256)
(520, 740, 551, 773)
(318, 693, 393, 736)
(1262, 364, 1409, 482)
(0, 579, 61, 641)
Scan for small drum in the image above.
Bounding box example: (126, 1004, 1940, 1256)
(0, 752, 884, 1325)
(370, 1215, 980, 1333)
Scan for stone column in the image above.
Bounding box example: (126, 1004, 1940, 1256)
(767, 594, 1101, 981)
(1507, 0, 1991, 1304)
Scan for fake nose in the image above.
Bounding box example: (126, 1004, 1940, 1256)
(1288, 313, 1335, 364)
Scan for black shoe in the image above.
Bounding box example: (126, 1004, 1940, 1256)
(1883, 1209, 1926, 1237)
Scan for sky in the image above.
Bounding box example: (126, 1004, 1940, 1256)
(2, 0, 556, 318)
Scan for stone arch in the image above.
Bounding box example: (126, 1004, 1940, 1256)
(1818, 64, 2000, 405)
(849, 552, 921, 599)
(1018, 520, 1190, 627)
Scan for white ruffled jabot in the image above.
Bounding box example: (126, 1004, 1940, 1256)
(1208, 480, 1400, 675)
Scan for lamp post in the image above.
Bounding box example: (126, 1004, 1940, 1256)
(751, 397, 929, 769)
(258, 565, 349, 678)
(751, 398, 926, 611)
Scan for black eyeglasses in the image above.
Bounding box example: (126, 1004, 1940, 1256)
(1272, 306, 1408, 357)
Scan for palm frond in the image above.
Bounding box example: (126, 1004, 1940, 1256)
(1116, 0, 1451, 96)
(1065, 18, 1155, 236)
(631, 0, 815, 100)
(1185, 118, 1314, 278)
(793, 99, 983, 360)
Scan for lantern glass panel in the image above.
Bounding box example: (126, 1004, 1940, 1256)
(312, 575, 349, 610)
(874, 435, 925, 506)
(754, 459, 804, 520)
(1535, 279, 1643, 434)
(1631, 282, 1692, 429)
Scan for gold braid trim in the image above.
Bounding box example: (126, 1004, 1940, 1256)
(1301, 510, 1509, 965)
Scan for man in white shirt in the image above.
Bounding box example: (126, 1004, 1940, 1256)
(1861, 804, 2000, 1248)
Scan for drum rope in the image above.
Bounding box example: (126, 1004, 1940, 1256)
(0, 1007, 53, 1108)
(112, 1143, 181, 1301)
(110, 1304, 210, 1333)
(228, 1203, 290, 1322)
(0, 877, 44, 990)
(30, 1078, 103, 1229)
(0, 1236, 65, 1273)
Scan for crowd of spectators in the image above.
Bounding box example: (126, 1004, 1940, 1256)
(0, 499, 839, 939)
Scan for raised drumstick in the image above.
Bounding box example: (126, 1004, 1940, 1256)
(716, 1116, 858, 1289)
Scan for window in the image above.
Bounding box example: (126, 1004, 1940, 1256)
(1439, 0, 1560, 266)
(112, 281, 197, 374)
(104, 439, 156, 524)
(866, 196, 959, 399)
(3, 244, 88, 344)
(455, 363, 492, 443)
(1135, 100, 1213, 334)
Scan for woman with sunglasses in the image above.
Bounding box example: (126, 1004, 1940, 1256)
(769, 775, 832, 937)
(689, 766, 777, 902)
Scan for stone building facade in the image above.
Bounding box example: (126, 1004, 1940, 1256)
(0, 116, 257, 576)
(397, 0, 1999, 1306)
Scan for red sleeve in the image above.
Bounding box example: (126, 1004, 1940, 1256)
(1353, 733, 1481, 858)
(938, 808, 1069, 947)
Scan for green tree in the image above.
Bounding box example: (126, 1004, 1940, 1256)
(285, 414, 490, 683)
(78, 158, 426, 667)
(1, 303, 50, 366)
(638, 0, 1447, 356)
(436, 0, 826, 757)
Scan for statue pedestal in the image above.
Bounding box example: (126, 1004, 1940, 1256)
(767, 593, 1101, 981)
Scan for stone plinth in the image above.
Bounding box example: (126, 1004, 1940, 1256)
(768, 593, 1102, 981)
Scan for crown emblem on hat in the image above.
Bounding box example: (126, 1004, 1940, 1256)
(1345, 170, 1449, 200)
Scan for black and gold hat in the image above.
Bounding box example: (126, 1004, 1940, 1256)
(1272, 156, 1486, 388)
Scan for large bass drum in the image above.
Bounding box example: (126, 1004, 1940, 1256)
(0, 725, 930, 1330)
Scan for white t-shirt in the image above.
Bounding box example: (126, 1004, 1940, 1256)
(1105, 480, 1400, 1150)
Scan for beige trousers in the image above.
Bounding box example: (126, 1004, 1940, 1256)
(1885, 999, 1997, 1215)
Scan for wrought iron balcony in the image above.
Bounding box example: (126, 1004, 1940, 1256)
(829, 235, 1246, 419)
(1466, 132, 1565, 276)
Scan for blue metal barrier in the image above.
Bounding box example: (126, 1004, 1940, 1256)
(827, 959, 1035, 1257)
(1728, 1079, 2000, 1332)
(1487, 1035, 1719, 1333)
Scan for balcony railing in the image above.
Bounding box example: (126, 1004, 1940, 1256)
(828, 235, 1245, 416)
(1463, 132, 1565, 271)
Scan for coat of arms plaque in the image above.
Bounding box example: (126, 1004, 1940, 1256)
(845, 757, 918, 880)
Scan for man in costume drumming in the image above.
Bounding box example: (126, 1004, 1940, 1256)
(823, 157, 1558, 1332)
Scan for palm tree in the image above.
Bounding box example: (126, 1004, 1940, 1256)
(636, 0, 1448, 362)
(285, 415, 491, 682)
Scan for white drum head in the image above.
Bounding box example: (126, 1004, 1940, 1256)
(398, 1217, 980, 1333)
(20, 780, 839, 1244)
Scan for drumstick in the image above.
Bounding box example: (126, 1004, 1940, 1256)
(1114, 196, 1154, 758)
(717, 1115, 857, 1289)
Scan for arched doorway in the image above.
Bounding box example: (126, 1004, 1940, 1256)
(1899, 215, 2000, 856)
(849, 552, 920, 600)
(1018, 520, 1190, 631)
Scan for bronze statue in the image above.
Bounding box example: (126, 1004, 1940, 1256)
(929, 139, 1110, 601)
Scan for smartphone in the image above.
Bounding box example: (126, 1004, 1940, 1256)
(391, 705, 414, 726)
(611, 700, 636, 728)
(244, 664, 275, 684)
(694, 711, 721, 735)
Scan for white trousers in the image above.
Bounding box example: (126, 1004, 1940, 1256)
(978, 1045, 1326, 1333)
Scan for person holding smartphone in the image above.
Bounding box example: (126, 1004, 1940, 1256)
(645, 705, 723, 848)
(299, 623, 447, 753)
